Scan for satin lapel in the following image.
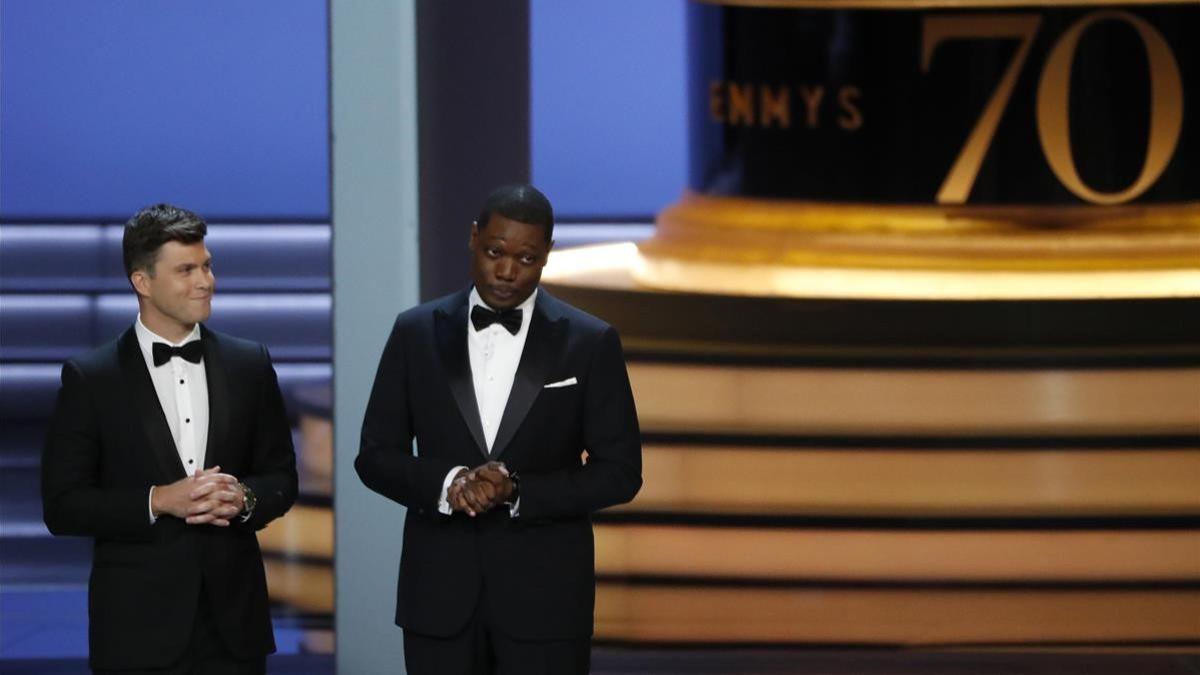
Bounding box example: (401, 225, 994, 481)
(118, 328, 187, 481)
(491, 299, 563, 460)
(199, 326, 230, 470)
(435, 298, 489, 458)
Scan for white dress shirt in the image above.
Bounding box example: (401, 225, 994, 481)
(437, 287, 537, 515)
(135, 315, 209, 520)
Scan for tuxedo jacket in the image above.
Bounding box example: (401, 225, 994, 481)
(356, 287, 642, 640)
(41, 325, 298, 671)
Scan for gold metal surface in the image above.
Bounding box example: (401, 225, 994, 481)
(257, 504, 333, 558)
(644, 193, 1200, 272)
(264, 559, 333, 613)
(594, 525, 1200, 580)
(918, 11, 1184, 206)
(625, 363, 1200, 436)
(542, 243, 1200, 299)
(1036, 11, 1184, 205)
(923, 15, 1043, 204)
(619, 446, 1200, 516)
(594, 585, 1200, 643)
(657, 194, 1200, 235)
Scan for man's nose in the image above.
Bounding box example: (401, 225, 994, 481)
(495, 259, 516, 280)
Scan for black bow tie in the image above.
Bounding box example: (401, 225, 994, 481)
(152, 341, 203, 366)
(471, 305, 522, 335)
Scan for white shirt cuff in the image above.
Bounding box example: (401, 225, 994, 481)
(438, 466, 468, 515)
(508, 497, 520, 518)
(148, 486, 158, 524)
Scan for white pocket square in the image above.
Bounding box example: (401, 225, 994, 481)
(544, 377, 578, 389)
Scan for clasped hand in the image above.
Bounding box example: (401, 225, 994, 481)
(152, 466, 245, 527)
(448, 461, 514, 517)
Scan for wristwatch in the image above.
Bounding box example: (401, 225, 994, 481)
(238, 482, 257, 521)
(505, 471, 520, 505)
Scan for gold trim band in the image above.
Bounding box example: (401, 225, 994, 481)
(596, 585, 1200, 643)
(625, 362, 1200, 436)
(621, 446, 1200, 517)
(595, 524, 1200, 579)
(643, 193, 1200, 272)
(657, 193, 1200, 235)
(543, 242, 1200, 300)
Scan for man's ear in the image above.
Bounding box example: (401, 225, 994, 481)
(468, 222, 479, 250)
(130, 270, 151, 299)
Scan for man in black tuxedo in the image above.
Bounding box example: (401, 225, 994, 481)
(357, 184, 642, 674)
(41, 204, 298, 674)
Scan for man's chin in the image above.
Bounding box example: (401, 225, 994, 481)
(484, 289, 528, 310)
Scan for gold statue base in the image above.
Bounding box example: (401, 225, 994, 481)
(617, 194, 1200, 299)
(549, 241, 1200, 301)
(542, 234, 1200, 646)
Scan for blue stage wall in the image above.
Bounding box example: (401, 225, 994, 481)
(0, 0, 330, 222)
(2, 0, 682, 223)
(531, 0, 687, 221)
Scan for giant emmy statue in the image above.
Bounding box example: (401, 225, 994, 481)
(544, 0, 1200, 646)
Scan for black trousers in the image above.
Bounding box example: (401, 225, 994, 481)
(93, 589, 265, 675)
(403, 590, 590, 675)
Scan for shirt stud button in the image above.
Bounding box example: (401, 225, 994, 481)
(179, 379, 185, 385)
(185, 418, 191, 423)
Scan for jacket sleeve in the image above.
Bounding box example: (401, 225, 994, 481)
(518, 326, 643, 519)
(235, 346, 299, 531)
(42, 361, 156, 541)
(355, 317, 461, 512)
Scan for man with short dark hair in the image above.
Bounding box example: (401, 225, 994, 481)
(42, 203, 298, 674)
(357, 184, 642, 674)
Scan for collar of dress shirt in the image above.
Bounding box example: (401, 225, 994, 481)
(468, 286, 538, 335)
(135, 314, 202, 368)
